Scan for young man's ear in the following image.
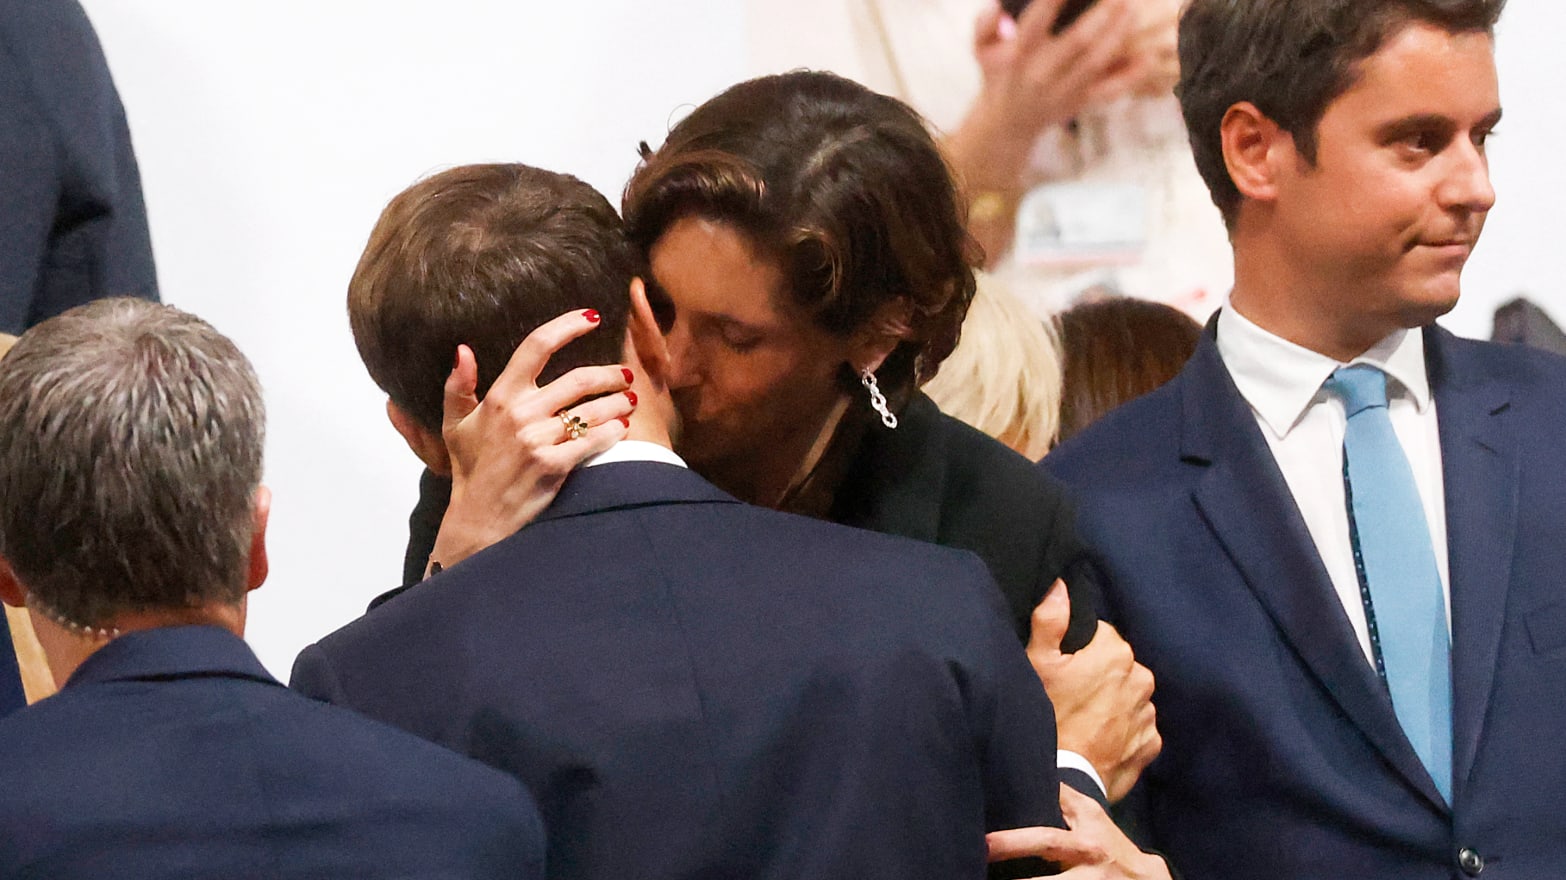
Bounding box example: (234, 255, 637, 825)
(0, 556, 26, 609)
(246, 486, 272, 593)
(851, 297, 915, 375)
(627, 277, 673, 389)
(386, 400, 453, 476)
(1221, 101, 1290, 210)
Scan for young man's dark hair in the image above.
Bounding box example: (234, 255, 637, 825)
(348, 164, 641, 433)
(1177, 0, 1507, 227)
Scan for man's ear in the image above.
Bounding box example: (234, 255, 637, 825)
(851, 297, 915, 375)
(246, 486, 271, 593)
(0, 556, 26, 608)
(1221, 101, 1291, 208)
(386, 399, 452, 476)
(627, 277, 672, 389)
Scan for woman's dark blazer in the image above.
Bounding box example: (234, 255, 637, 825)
(831, 393, 1098, 652)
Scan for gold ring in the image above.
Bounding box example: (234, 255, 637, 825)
(559, 412, 590, 441)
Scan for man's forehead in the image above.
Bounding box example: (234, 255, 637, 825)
(1330, 22, 1499, 121)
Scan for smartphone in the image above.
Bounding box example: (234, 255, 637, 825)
(1000, 0, 1100, 34)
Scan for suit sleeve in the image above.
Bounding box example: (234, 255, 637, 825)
(1038, 480, 1103, 653)
(959, 556, 1067, 833)
(962, 554, 1069, 880)
(0, 0, 158, 334)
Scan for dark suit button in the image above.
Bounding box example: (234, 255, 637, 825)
(1458, 848, 1485, 876)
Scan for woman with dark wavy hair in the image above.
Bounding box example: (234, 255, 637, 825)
(619, 71, 1095, 644)
(411, 72, 1160, 805)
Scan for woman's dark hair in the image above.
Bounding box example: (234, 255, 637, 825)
(1177, 0, 1506, 227)
(623, 71, 980, 393)
(1055, 297, 1202, 443)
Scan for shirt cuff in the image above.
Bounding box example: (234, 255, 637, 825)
(1056, 749, 1106, 798)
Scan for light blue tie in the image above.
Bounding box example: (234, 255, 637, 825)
(1326, 365, 1453, 803)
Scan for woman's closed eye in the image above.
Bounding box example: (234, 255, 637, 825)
(718, 321, 763, 352)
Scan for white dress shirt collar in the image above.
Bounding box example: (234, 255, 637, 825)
(1216, 305, 1432, 441)
(581, 439, 688, 470)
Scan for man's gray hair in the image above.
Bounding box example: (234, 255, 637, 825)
(0, 298, 265, 627)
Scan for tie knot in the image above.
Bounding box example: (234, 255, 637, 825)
(1325, 364, 1389, 416)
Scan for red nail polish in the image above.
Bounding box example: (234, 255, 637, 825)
(618, 417, 630, 429)
(625, 390, 638, 407)
(453, 349, 461, 370)
(583, 309, 601, 323)
(622, 368, 634, 384)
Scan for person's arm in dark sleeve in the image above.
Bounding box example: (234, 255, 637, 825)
(1040, 487, 1103, 652)
(2, 0, 157, 334)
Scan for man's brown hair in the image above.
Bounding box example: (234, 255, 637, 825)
(1177, 0, 1506, 228)
(348, 164, 640, 432)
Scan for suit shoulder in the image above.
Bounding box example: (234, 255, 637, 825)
(751, 499, 993, 572)
(1043, 378, 1184, 485)
(711, 503, 1007, 629)
(301, 570, 459, 659)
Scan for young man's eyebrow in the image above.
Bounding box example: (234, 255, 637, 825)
(1375, 114, 1455, 140)
(1377, 108, 1503, 141)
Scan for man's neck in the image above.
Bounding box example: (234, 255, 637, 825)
(32, 602, 245, 688)
(1228, 289, 1388, 363)
(1230, 236, 1395, 363)
(623, 414, 674, 451)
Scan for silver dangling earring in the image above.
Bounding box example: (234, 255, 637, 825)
(860, 367, 898, 429)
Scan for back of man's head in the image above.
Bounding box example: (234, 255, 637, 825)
(1177, 0, 1506, 228)
(0, 299, 264, 632)
(348, 164, 641, 434)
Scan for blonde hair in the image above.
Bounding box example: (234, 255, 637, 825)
(923, 276, 1062, 460)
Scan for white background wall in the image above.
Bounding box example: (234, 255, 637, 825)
(1451, 3, 1566, 333)
(79, 1, 1562, 677)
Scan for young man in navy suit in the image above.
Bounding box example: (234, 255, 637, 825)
(0, 299, 544, 880)
(1047, 0, 1566, 876)
(291, 163, 1173, 879)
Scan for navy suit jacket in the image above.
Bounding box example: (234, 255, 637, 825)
(0, 625, 544, 880)
(400, 394, 1099, 651)
(1045, 324, 1566, 878)
(293, 461, 1064, 880)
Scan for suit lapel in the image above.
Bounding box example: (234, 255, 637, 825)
(1426, 327, 1516, 797)
(1180, 331, 1448, 810)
